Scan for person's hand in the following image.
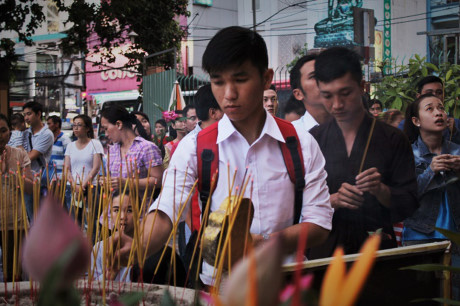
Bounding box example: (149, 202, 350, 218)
(109, 177, 125, 191)
(105, 266, 120, 281)
(445, 155, 460, 172)
(330, 182, 364, 210)
(430, 154, 452, 174)
(109, 231, 134, 267)
(355, 167, 382, 196)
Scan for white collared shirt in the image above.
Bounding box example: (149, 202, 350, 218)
(292, 110, 319, 132)
(150, 112, 332, 285)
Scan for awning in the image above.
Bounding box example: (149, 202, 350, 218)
(89, 90, 140, 105)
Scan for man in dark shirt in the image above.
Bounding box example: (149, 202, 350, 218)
(308, 47, 418, 258)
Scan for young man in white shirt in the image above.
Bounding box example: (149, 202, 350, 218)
(23, 101, 54, 174)
(290, 54, 331, 132)
(112, 26, 333, 287)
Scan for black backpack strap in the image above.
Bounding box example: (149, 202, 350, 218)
(285, 136, 306, 224)
(196, 122, 219, 221)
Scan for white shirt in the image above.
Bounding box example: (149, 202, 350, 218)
(292, 110, 319, 132)
(28, 125, 54, 173)
(149, 113, 332, 285)
(65, 140, 104, 184)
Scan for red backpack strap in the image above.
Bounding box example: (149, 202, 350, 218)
(274, 117, 306, 224)
(196, 122, 219, 219)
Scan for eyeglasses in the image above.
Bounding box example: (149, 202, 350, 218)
(72, 124, 86, 129)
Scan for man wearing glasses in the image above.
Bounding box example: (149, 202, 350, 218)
(183, 104, 198, 134)
(263, 84, 278, 116)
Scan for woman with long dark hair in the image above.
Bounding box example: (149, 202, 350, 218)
(100, 106, 163, 192)
(131, 111, 152, 140)
(402, 93, 460, 298)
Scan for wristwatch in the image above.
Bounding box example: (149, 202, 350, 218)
(262, 233, 270, 241)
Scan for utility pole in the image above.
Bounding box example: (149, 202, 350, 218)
(252, 0, 257, 31)
(60, 55, 65, 116)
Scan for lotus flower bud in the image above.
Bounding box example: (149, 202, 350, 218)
(223, 235, 285, 306)
(22, 195, 90, 284)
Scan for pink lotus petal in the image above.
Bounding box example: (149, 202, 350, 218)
(279, 274, 314, 302)
(22, 195, 90, 284)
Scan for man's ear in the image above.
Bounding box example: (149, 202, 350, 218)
(292, 88, 305, 102)
(116, 120, 123, 130)
(263, 69, 274, 90)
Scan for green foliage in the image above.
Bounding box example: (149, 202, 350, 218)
(160, 290, 177, 306)
(401, 228, 460, 305)
(372, 55, 460, 117)
(400, 263, 460, 273)
(55, 0, 190, 72)
(118, 292, 145, 306)
(0, 0, 45, 76)
(286, 43, 309, 72)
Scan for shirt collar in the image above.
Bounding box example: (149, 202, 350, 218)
(216, 111, 285, 144)
(29, 124, 48, 136)
(415, 135, 450, 157)
(299, 111, 319, 131)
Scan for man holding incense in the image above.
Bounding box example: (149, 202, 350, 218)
(112, 26, 333, 287)
(307, 47, 418, 259)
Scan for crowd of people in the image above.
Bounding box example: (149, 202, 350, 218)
(0, 26, 459, 294)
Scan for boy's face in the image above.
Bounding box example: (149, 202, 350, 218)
(210, 60, 273, 125)
(318, 72, 365, 124)
(293, 60, 323, 107)
(419, 82, 444, 102)
(111, 196, 134, 236)
(47, 119, 59, 133)
(185, 108, 198, 133)
(263, 89, 278, 115)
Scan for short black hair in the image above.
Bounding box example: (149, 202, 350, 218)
(23, 101, 43, 116)
(202, 26, 268, 76)
(10, 113, 25, 127)
(315, 47, 362, 85)
(195, 84, 221, 121)
(416, 76, 443, 94)
(47, 115, 61, 129)
(290, 54, 317, 91)
(155, 119, 167, 128)
(284, 95, 306, 116)
(131, 111, 150, 123)
(268, 84, 276, 91)
(183, 104, 196, 118)
(368, 99, 382, 109)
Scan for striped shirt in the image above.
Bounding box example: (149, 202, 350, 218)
(7, 130, 30, 151)
(49, 132, 71, 179)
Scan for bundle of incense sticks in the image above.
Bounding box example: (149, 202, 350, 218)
(0, 156, 264, 304)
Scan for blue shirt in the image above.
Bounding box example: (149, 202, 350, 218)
(48, 132, 71, 179)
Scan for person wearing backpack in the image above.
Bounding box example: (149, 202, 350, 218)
(23, 101, 54, 175)
(111, 26, 333, 288)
